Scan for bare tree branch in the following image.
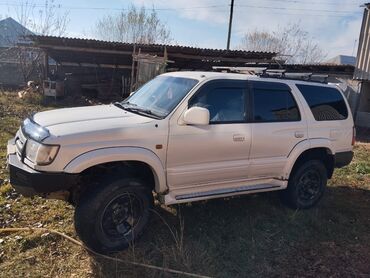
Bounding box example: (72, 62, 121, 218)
(14, 0, 69, 36)
(95, 6, 172, 44)
(239, 23, 327, 64)
(4, 0, 70, 85)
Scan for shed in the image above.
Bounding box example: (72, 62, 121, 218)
(29, 35, 276, 98)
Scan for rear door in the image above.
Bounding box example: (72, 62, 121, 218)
(295, 84, 353, 153)
(248, 81, 307, 179)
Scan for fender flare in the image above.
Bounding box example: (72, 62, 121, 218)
(63, 147, 167, 193)
(283, 139, 335, 179)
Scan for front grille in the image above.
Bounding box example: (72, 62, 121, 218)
(15, 128, 27, 158)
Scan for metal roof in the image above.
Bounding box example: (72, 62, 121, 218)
(0, 17, 33, 48)
(354, 4, 370, 80)
(29, 35, 276, 70)
(325, 55, 356, 66)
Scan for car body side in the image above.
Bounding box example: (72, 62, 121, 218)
(7, 72, 354, 204)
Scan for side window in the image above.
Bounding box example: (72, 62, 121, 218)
(296, 84, 348, 121)
(251, 82, 300, 122)
(189, 83, 246, 124)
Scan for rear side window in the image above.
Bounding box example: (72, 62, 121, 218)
(251, 81, 300, 122)
(296, 84, 348, 121)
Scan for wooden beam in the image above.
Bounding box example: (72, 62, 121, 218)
(38, 44, 133, 55)
(80, 63, 99, 68)
(100, 64, 132, 69)
(60, 61, 132, 69)
(60, 62, 79, 67)
(168, 53, 270, 63)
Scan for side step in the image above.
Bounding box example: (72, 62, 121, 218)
(175, 184, 281, 201)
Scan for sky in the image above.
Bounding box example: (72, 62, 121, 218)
(0, 0, 367, 59)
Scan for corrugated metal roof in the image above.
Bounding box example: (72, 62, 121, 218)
(325, 55, 356, 66)
(0, 17, 33, 48)
(354, 4, 370, 80)
(28, 35, 277, 70)
(29, 35, 276, 58)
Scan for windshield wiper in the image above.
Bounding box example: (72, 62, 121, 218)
(113, 102, 126, 110)
(128, 107, 163, 119)
(114, 102, 162, 119)
(121, 101, 137, 107)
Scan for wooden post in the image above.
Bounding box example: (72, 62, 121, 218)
(135, 48, 141, 89)
(44, 52, 49, 80)
(130, 45, 136, 94)
(226, 0, 235, 50)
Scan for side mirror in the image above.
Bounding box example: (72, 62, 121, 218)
(183, 107, 210, 125)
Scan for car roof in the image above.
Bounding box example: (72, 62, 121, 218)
(161, 71, 337, 88)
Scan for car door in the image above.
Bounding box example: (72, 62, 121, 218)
(166, 79, 252, 189)
(248, 81, 307, 179)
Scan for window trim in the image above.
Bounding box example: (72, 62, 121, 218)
(249, 81, 302, 123)
(188, 79, 249, 125)
(296, 84, 349, 121)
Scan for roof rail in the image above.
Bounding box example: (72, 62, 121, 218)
(212, 66, 267, 75)
(212, 66, 328, 84)
(259, 70, 328, 83)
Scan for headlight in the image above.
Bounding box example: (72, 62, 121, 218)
(25, 139, 60, 165)
(22, 118, 50, 141)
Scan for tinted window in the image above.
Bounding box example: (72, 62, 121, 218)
(189, 83, 246, 123)
(296, 84, 348, 121)
(252, 83, 300, 122)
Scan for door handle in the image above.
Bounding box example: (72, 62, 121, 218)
(294, 131, 305, 138)
(233, 134, 245, 142)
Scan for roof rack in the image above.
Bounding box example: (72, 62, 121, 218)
(212, 66, 329, 84)
(212, 66, 267, 75)
(260, 69, 328, 84)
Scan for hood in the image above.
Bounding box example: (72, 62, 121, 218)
(32, 104, 155, 137)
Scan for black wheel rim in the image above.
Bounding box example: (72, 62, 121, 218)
(101, 193, 143, 239)
(297, 169, 322, 202)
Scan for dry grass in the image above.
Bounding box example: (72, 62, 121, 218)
(0, 92, 369, 277)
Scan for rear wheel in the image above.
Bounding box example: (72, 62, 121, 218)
(282, 160, 327, 209)
(74, 177, 153, 253)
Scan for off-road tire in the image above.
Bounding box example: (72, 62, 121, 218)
(281, 160, 327, 209)
(74, 177, 153, 253)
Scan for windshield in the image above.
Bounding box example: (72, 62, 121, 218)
(121, 76, 198, 118)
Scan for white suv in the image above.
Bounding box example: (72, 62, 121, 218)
(7, 71, 354, 253)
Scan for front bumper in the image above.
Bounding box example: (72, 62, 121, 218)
(7, 152, 77, 197)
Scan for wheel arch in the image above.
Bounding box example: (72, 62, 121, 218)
(284, 139, 335, 180)
(63, 147, 167, 193)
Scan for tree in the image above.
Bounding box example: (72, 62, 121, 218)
(14, 0, 69, 36)
(95, 6, 172, 44)
(240, 24, 326, 64)
(4, 0, 70, 84)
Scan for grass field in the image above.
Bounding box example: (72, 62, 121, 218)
(0, 92, 369, 277)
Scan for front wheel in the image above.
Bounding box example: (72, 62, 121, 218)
(281, 160, 328, 209)
(74, 178, 153, 253)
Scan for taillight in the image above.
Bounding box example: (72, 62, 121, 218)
(352, 127, 356, 146)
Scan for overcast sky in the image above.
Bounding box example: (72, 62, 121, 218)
(0, 0, 366, 59)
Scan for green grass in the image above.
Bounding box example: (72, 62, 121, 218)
(0, 92, 369, 277)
